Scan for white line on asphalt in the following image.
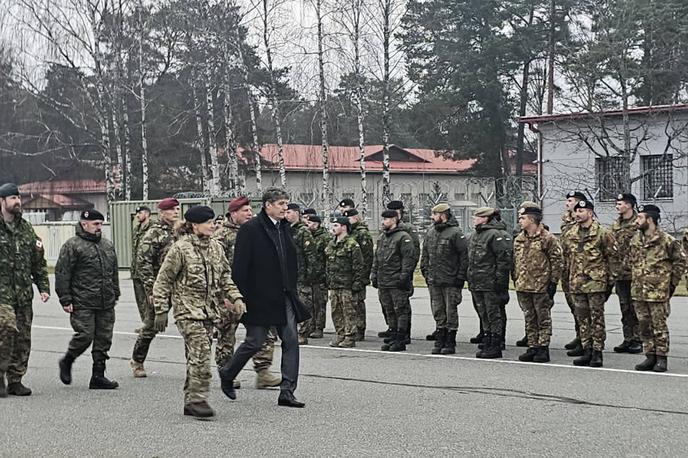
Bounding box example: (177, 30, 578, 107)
(33, 324, 688, 379)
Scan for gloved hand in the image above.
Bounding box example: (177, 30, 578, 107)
(153, 313, 168, 333)
(371, 278, 378, 289)
(669, 283, 677, 298)
(605, 284, 614, 301)
(547, 281, 557, 299)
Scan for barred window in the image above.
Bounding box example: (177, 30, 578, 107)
(595, 157, 626, 201)
(642, 155, 673, 199)
(454, 192, 466, 201)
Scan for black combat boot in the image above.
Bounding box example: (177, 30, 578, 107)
(635, 353, 656, 371)
(589, 350, 603, 367)
(613, 340, 632, 353)
(0, 373, 6, 398)
(441, 330, 457, 355)
(515, 335, 528, 347)
(477, 334, 502, 359)
(383, 334, 396, 344)
(653, 355, 668, 372)
(381, 333, 397, 351)
(378, 327, 393, 338)
(518, 347, 537, 362)
(469, 331, 485, 344)
(627, 340, 643, 354)
(566, 340, 585, 357)
(478, 332, 490, 350)
(6, 382, 32, 396)
(573, 348, 592, 366)
(431, 329, 447, 355)
(184, 400, 215, 418)
(388, 332, 407, 352)
(59, 353, 75, 385)
(426, 329, 439, 341)
(533, 347, 550, 363)
(564, 337, 581, 350)
(89, 362, 119, 390)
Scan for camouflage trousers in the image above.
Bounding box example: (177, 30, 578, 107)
(516, 292, 553, 347)
(176, 319, 214, 405)
(471, 291, 503, 336)
(312, 282, 328, 332)
(0, 303, 32, 383)
(67, 308, 115, 363)
(297, 283, 314, 339)
(429, 285, 462, 331)
(132, 278, 148, 324)
(352, 289, 367, 337)
(572, 292, 606, 351)
(616, 280, 639, 341)
(131, 292, 159, 364)
(561, 274, 580, 338)
(215, 306, 275, 372)
(378, 288, 410, 334)
(330, 289, 357, 342)
(633, 300, 670, 356)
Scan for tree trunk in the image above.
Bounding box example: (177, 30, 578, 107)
(205, 73, 221, 196)
(316, 0, 330, 212)
(222, 67, 240, 196)
(248, 92, 262, 193)
(191, 77, 209, 195)
(380, 0, 392, 201)
(138, 1, 149, 200)
(352, 0, 367, 216)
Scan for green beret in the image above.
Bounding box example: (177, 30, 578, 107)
(0, 183, 20, 198)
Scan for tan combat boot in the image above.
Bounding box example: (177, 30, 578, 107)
(255, 369, 282, 389)
(338, 338, 356, 348)
(130, 359, 147, 378)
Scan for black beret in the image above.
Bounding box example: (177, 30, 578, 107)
(519, 206, 542, 217)
(331, 216, 351, 231)
(287, 203, 301, 212)
(616, 193, 637, 205)
(308, 215, 322, 223)
(81, 209, 105, 221)
(381, 210, 399, 218)
(0, 183, 19, 198)
(135, 205, 151, 213)
(185, 205, 215, 224)
(343, 209, 359, 217)
(574, 200, 594, 210)
(386, 200, 404, 210)
(339, 198, 355, 207)
(566, 191, 587, 201)
(303, 207, 317, 215)
(638, 204, 661, 216)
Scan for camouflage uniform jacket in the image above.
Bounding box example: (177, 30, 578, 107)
(55, 224, 120, 310)
(513, 225, 563, 293)
(136, 220, 176, 293)
(467, 220, 513, 292)
(153, 234, 242, 322)
(420, 217, 468, 287)
(213, 218, 240, 265)
(564, 221, 617, 294)
(371, 226, 416, 288)
(325, 235, 365, 291)
(290, 221, 317, 284)
(630, 229, 687, 302)
(609, 213, 637, 281)
(351, 221, 373, 285)
(130, 219, 150, 279)
(0, 215, 49, 307)
(310, 225, 331, 284)
(559, 211, 577, 277)
(399, 221, 421, 268)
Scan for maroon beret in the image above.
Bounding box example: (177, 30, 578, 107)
(228, 196, 250, 213)
(158, 198, 180, 210)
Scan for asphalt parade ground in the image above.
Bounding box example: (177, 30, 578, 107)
(2, 276, 688, 457)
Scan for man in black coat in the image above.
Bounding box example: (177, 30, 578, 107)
(219, 188, 306, 408)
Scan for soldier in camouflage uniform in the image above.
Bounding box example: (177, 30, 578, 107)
(514, 200, 542, 348)
(560, 191, 586, 356)
(56, 210, 120, 390)
(285, 203, 317, 345)
(213, 196, 280, 389)
(129, 197, 180, 377)
(610, 193, 642, 354)
(630, 205, 687, 373)
(305, 214, 330, 339)
(371, 210, 415, 352)
(325, 217, 364, 348)
(467, 207, 512, 359)
(344, 208, 373, 341)
(0, 183, 50, 397)
(153, 206, 244, 418)
(385, 201, 420, 344)
(131, 205, 151, 325)
(420, 203, 468, 355)
(513, 206, 563, 363)
(564, 200, 618, 368)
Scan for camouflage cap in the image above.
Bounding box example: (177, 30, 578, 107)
(473, 207, 495, 217)
(432, 203, 451, 213)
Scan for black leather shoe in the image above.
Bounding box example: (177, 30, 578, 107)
(278, 396, 305, 408)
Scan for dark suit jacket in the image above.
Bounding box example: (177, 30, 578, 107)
(232, 209, 298, 326)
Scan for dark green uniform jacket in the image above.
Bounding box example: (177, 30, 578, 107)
(371, 226, 415, 288)
(467, 220, 512, 292)
(351, 221, 374, 286)
(421, 217, 468, 287)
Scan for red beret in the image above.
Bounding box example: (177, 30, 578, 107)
(158, 198, 180, 210)
(228, 196, 250, 213)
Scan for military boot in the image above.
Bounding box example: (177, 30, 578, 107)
(381, 333, 397, 351)
(6, 382, 32, 396)
(564, 337, 581, 350)
(627, 340, 643, 354)
(89, 362, 119, 390)
(533, 347, 550, 363)
(470, 331, 485, 344)
(515, 335, 528, 347)
(573, 348, 592, 366)
(477, 332, 491, 352)
(566, 340, 585, 357)
(383, 334, 396, 344)
(0, 373, 6, 398)
(441, 330, 457, 355)
(309, 330, 324, 339)
(129, 359, 147, 378)
(388, 333, 407, 352)
(613, 340, 632, 353)
(338, 338, 356, 348)
(184, 400, 215, 418)
(653, 355, 668, 372)
(589, 350, 603, 367)
(255, 369, 281, 389)
(635, 353, 656, 371)
(378, 327, 393, 338)
(518, 347, 537, 362)
(477, 334, 502, 359)
(431, 329, 447, 355)
(59, 353, 75, 385)
(426, 329, 439, 341)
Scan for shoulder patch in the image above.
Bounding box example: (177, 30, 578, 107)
(36, 239, 44, 250)
(305, 241, 311, 246)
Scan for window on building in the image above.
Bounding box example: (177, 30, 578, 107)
(454, 192, 466, 201)
(595, 156, 626, 201)
(642, 154, 673, 199)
